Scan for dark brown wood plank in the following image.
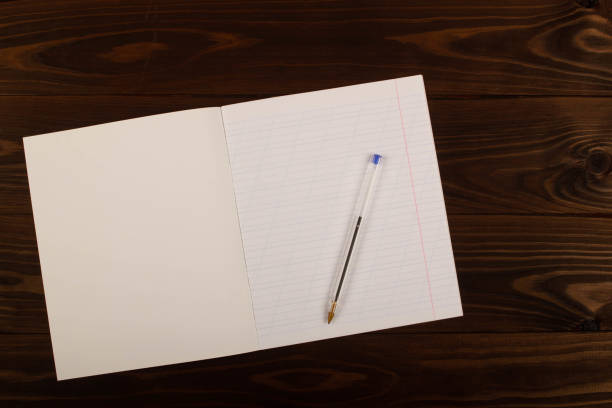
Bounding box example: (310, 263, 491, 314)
(431, 97, 612, 214)
(2, 96, 611, 216)
(3, 211, 612, 334)
(3, 331, 612, 407)
(416, 214, 612, 334)
(0, 0, 610, 96)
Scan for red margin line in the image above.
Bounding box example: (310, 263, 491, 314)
(394, 79, 436, 318)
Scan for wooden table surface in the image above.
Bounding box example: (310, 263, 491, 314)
(2, 0, 612, 406)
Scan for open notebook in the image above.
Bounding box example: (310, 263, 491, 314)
(24, 75, 462, 380)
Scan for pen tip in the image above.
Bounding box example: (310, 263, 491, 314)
(327, 302, 337, 324)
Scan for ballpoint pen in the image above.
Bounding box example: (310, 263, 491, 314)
(328, 153, 383, 323)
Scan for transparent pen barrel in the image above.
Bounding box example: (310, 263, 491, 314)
(329, 154, 382, 317)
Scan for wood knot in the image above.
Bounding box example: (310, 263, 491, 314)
(576, 0, 599, 8)
(586, 148, 611, 177)
(99, 42, 168, 64)
(247, 360, 396, 404)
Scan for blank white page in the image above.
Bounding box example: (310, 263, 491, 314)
(223, 75, 462, 349)
(24, 108, 258, 380)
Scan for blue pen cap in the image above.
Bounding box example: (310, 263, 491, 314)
(371, 153, 383, 165)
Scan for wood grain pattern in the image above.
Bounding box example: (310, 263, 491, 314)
(2, 96, 612, 216)
(430, 97, 612, 214)
(4, 210, 612, 334)
(3, 332, 612, 407)
(1, 0, 612, 405)
(0, 0, 610, 96)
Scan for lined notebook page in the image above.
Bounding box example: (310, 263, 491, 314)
(223, 76, 462, 349)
